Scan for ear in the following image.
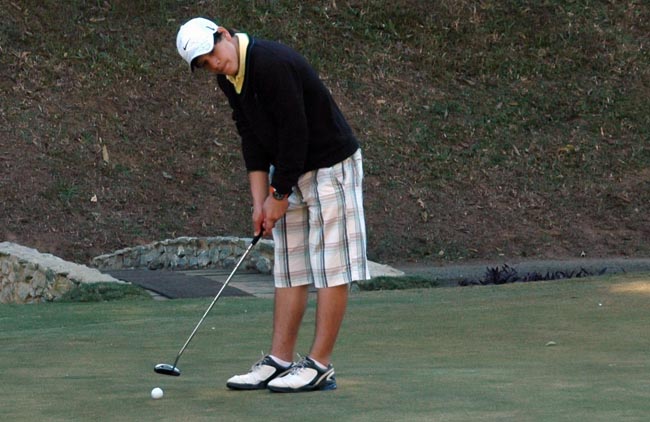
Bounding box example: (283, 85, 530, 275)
(216, 26, 233, 41)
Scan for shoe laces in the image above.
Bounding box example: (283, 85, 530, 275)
(288, 356, 310, 375)
(249, 351, 267, 372)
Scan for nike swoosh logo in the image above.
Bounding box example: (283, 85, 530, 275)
(183, 40, 190, 51)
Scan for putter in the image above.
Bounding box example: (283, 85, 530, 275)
(154, 232, 263, 376)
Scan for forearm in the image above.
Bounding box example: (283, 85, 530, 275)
(248, 171, 269, 209)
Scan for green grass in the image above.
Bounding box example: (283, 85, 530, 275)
(2, 274, 650, 421)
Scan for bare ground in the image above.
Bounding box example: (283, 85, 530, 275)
(1, 1, 649, 267)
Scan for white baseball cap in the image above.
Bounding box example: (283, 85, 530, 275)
(176, 17, 219, 71)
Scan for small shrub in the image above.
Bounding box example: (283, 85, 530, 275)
(459, 264, 609, 286)
(357, 276, 439, 291)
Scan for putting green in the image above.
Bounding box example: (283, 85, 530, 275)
(1, 274, 649, 421)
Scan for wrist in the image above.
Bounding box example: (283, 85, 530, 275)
(269, 186, 289, 201)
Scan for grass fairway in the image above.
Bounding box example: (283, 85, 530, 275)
(2, 274, 649, 421)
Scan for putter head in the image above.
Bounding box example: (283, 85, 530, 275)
(154, 363, 181, 376)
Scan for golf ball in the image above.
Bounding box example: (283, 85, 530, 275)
(151, 387, 164, 400)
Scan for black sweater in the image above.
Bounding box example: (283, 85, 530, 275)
(217, 37, 359, 195)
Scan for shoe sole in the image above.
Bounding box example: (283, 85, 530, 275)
(226, 382, 268, 390)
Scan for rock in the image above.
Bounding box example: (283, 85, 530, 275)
(255, 256, 272, 274)
(368, 261, 405, 277)
(0, 242, 123, 304)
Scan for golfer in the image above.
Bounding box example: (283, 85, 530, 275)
(176, 17, 370, 393)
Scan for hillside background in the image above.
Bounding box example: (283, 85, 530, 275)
(1, 0, 649, 266)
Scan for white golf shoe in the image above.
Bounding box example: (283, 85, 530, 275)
(267, 356, 337, 393)
(226, 355, 292, 390)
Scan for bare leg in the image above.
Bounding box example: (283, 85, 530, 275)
(309, 284, 349, 365)
(270, 285, 309, 362)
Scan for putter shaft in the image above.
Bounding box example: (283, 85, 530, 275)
(155, 233, 263, 375)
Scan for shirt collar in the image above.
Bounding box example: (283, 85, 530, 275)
(226, 33, 249, 94)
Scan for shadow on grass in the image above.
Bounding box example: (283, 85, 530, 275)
(58, 282, 152, 302)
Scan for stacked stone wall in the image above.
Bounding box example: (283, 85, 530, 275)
(91, 236, 275, 273)
(0, 242, 123, 304)
(2, 237, 401, 304)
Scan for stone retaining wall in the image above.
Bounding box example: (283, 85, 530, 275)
(91, 236, 275, 273)
(0, 242, 123, 304)
(2, 236, 401, 304)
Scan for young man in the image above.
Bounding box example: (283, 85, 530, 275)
(176, 17, 370, 393)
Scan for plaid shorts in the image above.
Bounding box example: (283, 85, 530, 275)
(272, 149, 370, 288)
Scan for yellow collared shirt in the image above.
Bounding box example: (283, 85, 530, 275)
(226, 33, 249, 94)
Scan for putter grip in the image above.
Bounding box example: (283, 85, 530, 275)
(252, 231, 263, 245)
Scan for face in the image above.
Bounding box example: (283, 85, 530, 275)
(194, 30, 239, 76)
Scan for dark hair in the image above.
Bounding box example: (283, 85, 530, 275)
(215, 27, 237, 41)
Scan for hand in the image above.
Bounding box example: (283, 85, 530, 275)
(262, 195, 289, 235)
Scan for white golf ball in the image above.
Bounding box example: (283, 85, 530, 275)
(151, 387, 164, 400)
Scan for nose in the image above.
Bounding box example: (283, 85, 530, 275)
(205, 58, 220, 74)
